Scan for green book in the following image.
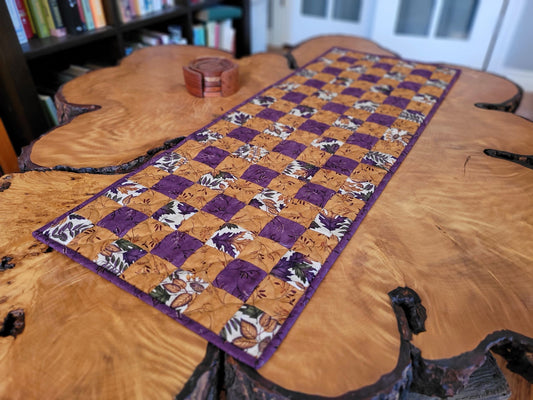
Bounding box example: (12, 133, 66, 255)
(27, 0, 50, 38)
(80, 0, 94, 30)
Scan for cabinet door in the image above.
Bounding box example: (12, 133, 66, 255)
(268, 0, 374, 47)
(371, 0, 505, 69)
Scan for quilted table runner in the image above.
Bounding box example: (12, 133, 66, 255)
(34, 48, 460, 368)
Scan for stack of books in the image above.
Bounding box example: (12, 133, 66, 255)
(193, 5, 242, 54)
(6, 0, 107, 43)
(116, 0, 177, 23)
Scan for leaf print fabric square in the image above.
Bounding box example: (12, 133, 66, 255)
(34, 47, 460, 369)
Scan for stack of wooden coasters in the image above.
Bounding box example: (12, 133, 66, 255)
(183, 57, 239, 98)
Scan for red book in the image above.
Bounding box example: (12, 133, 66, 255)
(14, 0, 34, 39)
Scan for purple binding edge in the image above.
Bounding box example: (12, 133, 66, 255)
(33, 46, 461, 369)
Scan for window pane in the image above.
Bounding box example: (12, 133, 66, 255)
(302, 0, 328, 17)
(436, 0, 479, 39)
(395, 0, 435, 36)
(333, 0, 361, 22)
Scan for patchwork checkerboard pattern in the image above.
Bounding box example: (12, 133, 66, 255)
(34, 48, 460, 368)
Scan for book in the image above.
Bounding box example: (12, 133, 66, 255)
(195, 5, 242, 22)
(117, 0, 134, 22)
(192, 24, 205, 46)
(46, 0, 67, 36)
(80, 0, 95, 30)
(219, 18, 234, 53)
(27, 0, 50, 38)
(40, 0, 66, 36)
(6, 0, 28, 44)
(14, 0, 34, 39)
(88, 0, 106, 28)
(23, 0, 37, 35)
(38, 94, 58, 126)
(57, 0, 86, 34)
(168, 24, 187, 44)
(205, 20, 217, 48)
(140, 29, 170, 44)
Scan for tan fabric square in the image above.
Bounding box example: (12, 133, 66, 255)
(174, 161, 213, 182)
(390, 66, 414, 76)
(390, 88, 416, 99)
(390, 119, 420, 134)
(351, 80, 374, 91)
(350, 163, 387, 186)
(344, 108, 372, 120)
(246, 275, 303, 324)
(230, 206, 272, 235)
(216, 155, 251, 177)
(431, 71, 454, 83)
(320, 83, 342, 94)
(339, 70, 361, 80)
(76, 196, 122, 221)
(238, 236, 287, 273)
(270, 99, 298, 113)
(324, 193, 365, 221)
(305, 61, 326, 71)
(310, 168, 348, 191)
(296, 146, 331, 167)
(330, 61, 350, 70)
(300, 96, 327, 109)
(129, 165, 171, 188)
(248, 133, 282, 151)
(406, 101, 433, 115)
(209, 119, 240, 136)
(288, 129, 320, 146)
(224, 180, 264, 203)
(334, 143, 368, 162)
(372, 139, 405, 159)
(177, 184, 219, 209)
(331, 94, 357, 106)
(180, 245, 230, 281)
(215, 136, 246, 153)
(414, 63, 436, 72)
(178, 211, 225, 242)
(126, 189, 173, 216)
(267, 174, 306, 197)
(288, 75, 308, 84)
(360, 91, 387, 104)
(242, 117, 273, 132)
(419, 85, 444, 97)
(262, 87, 287, 99)
(291, 229, 337, 265)
(366, 67, 387, 77)
(324, 126, 354, 142)
(123, 218, 174, 252)
(311, 109, 341, 125)
(375, 104, 403, 117)
(377, 77, 401, 88)
(256, 151, 293, 170)
(120, 254, 177, 293)
(184, 286, 243, 334)
(277, 113, 306, 129)
(238, 102, 265, 116)
(66, 226, 118, 260)
(176, 140, 206, 160)
(356, 122, 389, 138)
(294, 84, 317, 96)
(404, 74, 428, 84)
(278, 198, 321, 227)
(312, 72, 335, 83)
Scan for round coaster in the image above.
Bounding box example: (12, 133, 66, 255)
(183, 57, 239, 98)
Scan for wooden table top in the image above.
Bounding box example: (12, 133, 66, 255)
(2, 36, 532, 399)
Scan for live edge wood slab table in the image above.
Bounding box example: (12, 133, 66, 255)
(2, 36, 532, 399)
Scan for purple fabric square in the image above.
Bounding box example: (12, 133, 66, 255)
(299, 119, 330, 135)
(203, 194, 245, 222)
(282, 92, 307, 104)
(383, 96, 410, 109)
(151, 231, 202, 268)
(322, 66, 343, 76)
(194, 146, 229, 168)
(346, 132, 378, 149)
(398, 81, 422, 92)
(272, 140, 306, 158)
(373, 62, 393, 71)
(323, 155, 359, 176)
(322, 102, 349, 114)
(337, 56, 357, 64)
(97, 207, 148, 237)
(256, 108, 285, 122)
(366, 113, 397, 127)
(259, 216, 306, 248)
(213, 259, 267, 302)
(341, 87, 365, 97)
(152, 175, 194, 198)
(411, 69, 432, 78)
(227, 127, 262, 143)
(304, 79, 326, 89)
(359, 74, 380, 83)
(241, 165, 279, 187)
(294, 182, 335, 208)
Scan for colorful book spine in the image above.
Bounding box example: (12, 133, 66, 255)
(57, 0, 86, 34)
(23, 0, 37, 35)
(47, 0, 67, 36)
(6, 0, 28, 43)
(88, 0, 106, 28)
(40, 0, 66, 36)
(27, 0, 50, 38)
(80, 0, 95, 30)
(117, 0, 133, 22)
(14, 0, 34, 39)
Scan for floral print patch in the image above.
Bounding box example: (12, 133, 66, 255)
(220, 305, 281, 358)
(154, 152, 188, 173)
(191, 128, 224, 144)
(153, 200, 198, 230)
(310, 137, 344, 154)
(105, 180, 147, 206)
(289, 105, 317, 118)
(251, 95, 276, 107)
(94, 238, 146, 275)
(353, 100, 379, 113)
(263, 122, 294, 140)
(362, 151, 397, 171)
(309, 212, 352, 240)
(206, 223, 254, 258)
(224, 111, 252, 126)
(339, 178, 376, 201)
(150, 270, 209, 313)
(233, 144, 269, 163)
(249, 188, 288, 215)
(44, 214, 94, 245)
(382, 128, 413, 146)
(399, 109, 426, 124)
(198, 171, 237, 191)
(271, 251, 322, 290)
(282, 160, 319, 181)
(333, 115, 363, 132)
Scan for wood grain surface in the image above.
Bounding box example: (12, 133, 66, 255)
(1, 36, 531, 399)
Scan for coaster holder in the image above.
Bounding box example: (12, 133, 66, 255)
(183, 57, 239, 98)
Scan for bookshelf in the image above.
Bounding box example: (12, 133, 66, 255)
(0, 0, 250, 155)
